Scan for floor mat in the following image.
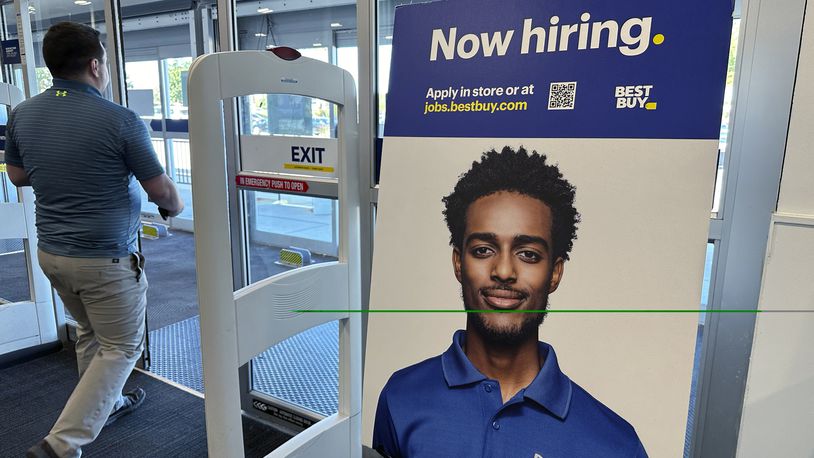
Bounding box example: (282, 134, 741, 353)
(149, 316, 339, 417)
(0, 348, 291, 457)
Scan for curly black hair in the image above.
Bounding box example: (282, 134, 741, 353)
(442, 146, 580, 261)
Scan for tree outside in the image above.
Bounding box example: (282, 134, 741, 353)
(165, 58, 192, 118)
(36, 68, 53, 94)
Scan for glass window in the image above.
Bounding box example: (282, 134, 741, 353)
(377, 43, 392, 135)
(683, 242, 716, 456)
(238, 91, 342, 282)
(243, 184, 341, 416)
(236, 3, 356, 57)
(110, 0, 218, 396)
(1, 160, 18, 204)
(1, 173, 17, 205)
(0, 105, 28, 302)
(24, 0, 107, 96)
(236, 2, 355, 139)
(235, 1, 356, 416)
(300, 46, 329, 62)
(711, 19, 741, 217)
(245, 190, 339, 285)
(125, 61, 161, 119)
(1, 4, 22, 90)
(164, 57, 192, 120)
(126, 58, 162, 216)
(336, 44, 359, 91)
(242, 93, 336, 138)
(377, 0, 400, 136)
(120, 2, 207, 224)
(0, 238, 31, 304)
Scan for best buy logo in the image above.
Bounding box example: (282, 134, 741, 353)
(615, 85, 657, 110)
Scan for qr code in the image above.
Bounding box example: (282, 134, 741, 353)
(548, 81, 577, 110)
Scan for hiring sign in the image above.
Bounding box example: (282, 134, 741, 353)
(365, 1, 732, 456)
(384, 1, 731, 139)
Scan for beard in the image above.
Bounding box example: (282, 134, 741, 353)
(464, 291, 549, 348)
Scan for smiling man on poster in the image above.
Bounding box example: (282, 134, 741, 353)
(372, 147, 647, 458)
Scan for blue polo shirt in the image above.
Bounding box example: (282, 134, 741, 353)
(4, 79, 164, 258)
(373, 330, 647, 458)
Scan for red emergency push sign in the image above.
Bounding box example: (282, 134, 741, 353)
(236, 175, 309, 193)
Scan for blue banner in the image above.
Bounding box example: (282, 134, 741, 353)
(1, 39, 21, 65)
(384, 0, 733, 139)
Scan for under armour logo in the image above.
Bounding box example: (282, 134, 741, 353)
(55, 90, 67, 97)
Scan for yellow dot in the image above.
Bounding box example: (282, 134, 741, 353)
(653, 34, 665, 45)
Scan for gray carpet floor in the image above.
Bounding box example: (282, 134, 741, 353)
(0, 347, 290, 457)
(139, 233, 200, 331)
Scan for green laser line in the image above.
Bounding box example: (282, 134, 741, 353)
(293, 309, 777, 313)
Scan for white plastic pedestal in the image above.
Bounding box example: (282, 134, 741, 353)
(187, 51, 361, 458)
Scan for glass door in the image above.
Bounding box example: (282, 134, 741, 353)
(233, 0, 357, 428)
(2, 0, 117, 350)
(0, 3, 26, 94)
(118, 0, 216, 382)
(25, 0, 108, 96)
(124, 54, 195, 230)
(237, 89, 343, 424)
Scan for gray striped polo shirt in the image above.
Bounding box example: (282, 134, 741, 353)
(4, 79, 164, 258)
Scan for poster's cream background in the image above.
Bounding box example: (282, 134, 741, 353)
(363, 137, 718, 457)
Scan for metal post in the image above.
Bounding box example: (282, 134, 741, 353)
(104, 0, 126, 106)
(13, 0, 37, 98)
(158, 60, 175, 180)
(690, 0, 807, 455)
(356, 0, 376, 372)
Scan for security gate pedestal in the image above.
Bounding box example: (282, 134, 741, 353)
(188, 51, 361, 458)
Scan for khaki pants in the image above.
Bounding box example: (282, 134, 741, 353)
(37, 250, 148, 458)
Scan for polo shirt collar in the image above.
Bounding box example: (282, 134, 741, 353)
(441, 330, 487, 386)
(52, 78, 102, 97)
(441, 329, 573, 420)
(524, 340, 573, 420)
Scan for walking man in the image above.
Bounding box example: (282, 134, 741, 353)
(4, 22, 184, 457)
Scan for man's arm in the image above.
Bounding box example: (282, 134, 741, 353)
(139, 173, 184, 217)
(120, 110, 183, 217)
(5, 164, 31, 187)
